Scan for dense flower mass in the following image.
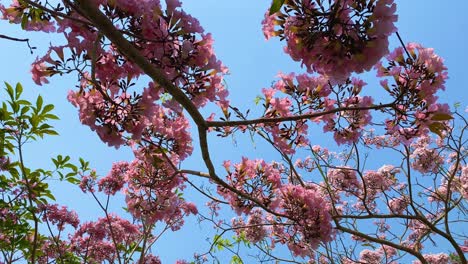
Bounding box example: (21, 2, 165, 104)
(323, 95, 373, 145)
(1, 0, 229, 149)
(39, 204, 80, 231)
(218, 158, 283, 214)
(232, 209, 268, 243)
(262, 0, 397, 81)
(359, 249, 383, 264)
(362, 165, 398, 201)
(461, 166, 468, 200)
(97, 161, 129, 195)
(70, 215, 142, 263)
(260, 73, 374, 146)
(377, 43, 450, 141)
(410, 136, 444, 174)
(276, 184, 333, 257)
(327, 167, 361, 194)
(412, 253, 450, 264)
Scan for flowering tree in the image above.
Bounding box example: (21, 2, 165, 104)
(0, 0, 467, 263)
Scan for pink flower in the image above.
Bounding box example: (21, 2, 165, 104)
(412, 253, 450, 264)
(218, 158, 283, 215)
(263, 0, 397, 81)
(359, 249, 383, 264)
(261, 11, 279, 40)
(39, 204, 80, 231)
(276, 184, 334, 256)
(378, 43, 449, 140)
(388, 196, 409, 214)
(410, 136, 444, 174)
(98, 161, 129, 195)
(31, 61, 50, 85)
(327, 167, 361, 195)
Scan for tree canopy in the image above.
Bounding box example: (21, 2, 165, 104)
(0, 0, 467, 263)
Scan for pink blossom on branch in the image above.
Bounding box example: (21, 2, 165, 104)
(262, 0, 397, 81)
(377, 43, 450, 141)
(274, 184, 334, 257)
(39, 204, 80, 231)
(412, 253, 450, 264)
(218, 157, 283, 215)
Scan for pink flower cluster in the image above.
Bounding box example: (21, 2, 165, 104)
(359, 249, 383, 264)
(0, 207, 19, 245)
(363, 130, 401, 149)
(275, 184, 333, 257)
(219, 161, 336, 257)
(327, 167, 361, 195)
(261, 73, 375, 148)
(262, 0, 397, 81)
(351, 245, 397, 264)
(232, 209, 268, 243)
(79, 156, 198, 230)
(39, 204, 80, 231)
(0, 0, 230, 150)
(260, 72, 332, 153)
(68, 78, 193, 153)
(0, 0, 55, 32)
(70, 215, 141, 263)
(218, 158, 282, 215)
(460, 166, 468, 200)
(323, 95, 373, 145)
(388, 196, 408, 214)
(377, 43, 450, 141)
(124, 157, 197, 229)
(0, 156, 9, 171)
(404, 219, 428, 249)
(97, 161, 129, 195)
(412, 253, 450, 264)
(410, 136, 444, 174)
(361, 165, 398, 204)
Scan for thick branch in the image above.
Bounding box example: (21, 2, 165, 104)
(72, 0, 288, 218)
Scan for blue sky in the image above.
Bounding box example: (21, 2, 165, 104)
(1, 0, 467, 262)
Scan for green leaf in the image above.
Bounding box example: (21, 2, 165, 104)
(362, 243, 376, 249)
(230, 255, 243, 264)
(269, 0, 285, 15)
(20, 106, 30, 116)
(254, 96, 262, 105)
(43, 192, 56, 201)
(44, 114, 59, 120)
(41, 129, 59, 136)
(30, 116, 39, 128)
(64, 163, 78, 171)
(21, 14, 28, 30)
(5, 82, 14, 100)
(16, 100, 30, 106)
(42, 104, 54, 114)
(36, 95, 43, 111)
(66, 177, 81, 185)
(15, 83, 23, 99)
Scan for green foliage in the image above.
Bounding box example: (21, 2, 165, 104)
(230, 255, 244, 264)
(269, 0, 286, 15)
(213, 234, 234, 252)
(0, 82, 85, 261)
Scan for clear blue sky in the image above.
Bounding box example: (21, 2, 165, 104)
(1, 0, 467, 262)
